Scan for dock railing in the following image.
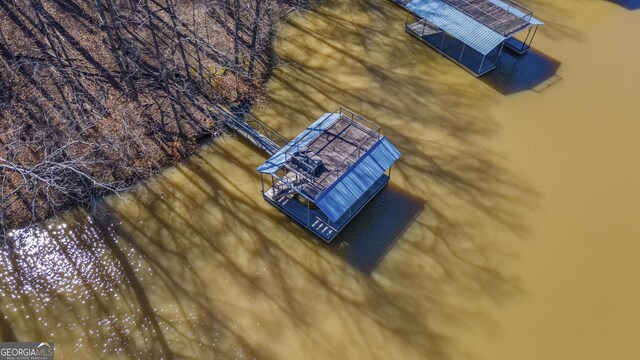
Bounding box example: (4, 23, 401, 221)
(498, 0, 534, 19)
(242, 113, 288, 149)
(281, 108, 383, 197)
(405, 18, 443, 38)
(216, 106, 287, 156)
(338, 107, 382, 140)
(442, 0, 533, 35)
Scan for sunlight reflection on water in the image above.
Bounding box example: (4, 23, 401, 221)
(0, 216, 150, 356)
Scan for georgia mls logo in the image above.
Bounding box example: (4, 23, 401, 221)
(36, 343, 52, 353)
(0, 342, 54, 360)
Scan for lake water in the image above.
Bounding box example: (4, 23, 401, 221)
(1, 0, 639, 359)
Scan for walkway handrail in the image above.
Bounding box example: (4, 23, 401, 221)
(215, 105, 285, 156)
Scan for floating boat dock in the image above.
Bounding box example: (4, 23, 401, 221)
(222, 107, 401, 242)
(394, 0, 544, 76)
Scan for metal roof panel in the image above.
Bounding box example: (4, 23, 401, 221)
(257, 113, 341, 174)
(407, 0, 507, 55)
(487, 0, 544, 26)
(315, 137, 401, 223)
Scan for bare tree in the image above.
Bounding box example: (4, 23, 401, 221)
(0, 0, 299, 237)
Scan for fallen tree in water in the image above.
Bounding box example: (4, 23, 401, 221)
(0, 0, 301, 240)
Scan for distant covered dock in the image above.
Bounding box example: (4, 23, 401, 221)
(395, 0, 544, 76)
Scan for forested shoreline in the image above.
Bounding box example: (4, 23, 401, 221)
(0, 0, 302, 239)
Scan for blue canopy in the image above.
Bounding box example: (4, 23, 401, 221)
(315, 137, 401, 223)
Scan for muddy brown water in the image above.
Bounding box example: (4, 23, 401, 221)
(2, 0, 640, 359)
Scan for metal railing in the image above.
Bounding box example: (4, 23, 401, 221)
(279, 107, 383, 198)
(338, 107, 382, 140)
(499, 0, 533, 18)
(280, 107, 381, 160)
(441, 0, 533, 35)
(405, 18, 443, 38)
(216, 106, 286, 156)
(242, 113, 288, 150)
(268, 177, 338, 232)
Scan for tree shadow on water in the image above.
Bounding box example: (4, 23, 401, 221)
(519, 0, 582, 41)
(0, 125, 537, 360)
(0, 1, 542, 358)
(248, 1, 541, 356)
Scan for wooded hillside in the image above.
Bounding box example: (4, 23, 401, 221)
(0, 0, 296, 237)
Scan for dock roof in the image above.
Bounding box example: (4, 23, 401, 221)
(406, 0, 543, 55)
(487, 0, 544, 26)
(256, 112, 341, 175)
(316, 137, 400, 223)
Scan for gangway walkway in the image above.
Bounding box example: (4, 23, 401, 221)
(216, 106, 286, 156)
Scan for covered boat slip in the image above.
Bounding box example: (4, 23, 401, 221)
(406, 20, 502, 76)
(397, 0, 543, 76)
(257, 109, 401, 242)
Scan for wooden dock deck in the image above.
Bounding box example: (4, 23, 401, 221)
(394, 0, 532, 36)
(285, 114, 380, 197)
